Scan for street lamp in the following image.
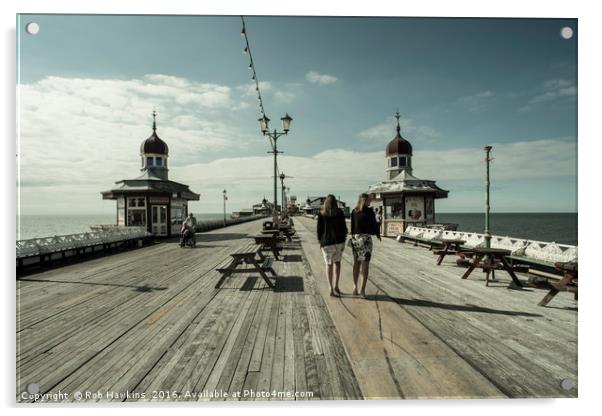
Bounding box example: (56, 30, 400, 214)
(222, 189, 228, 226)
(258, 113, 293, 220)
(483, 146, 493, 248)
(279, 173, 286, 218)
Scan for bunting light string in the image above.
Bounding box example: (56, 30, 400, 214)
(240, 16, 267, 119)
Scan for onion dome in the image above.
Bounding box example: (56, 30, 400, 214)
(140, 110, 169, 155)
(385, 111, 412, 156)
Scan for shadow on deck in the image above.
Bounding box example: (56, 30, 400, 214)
(16, 219, 361, 403)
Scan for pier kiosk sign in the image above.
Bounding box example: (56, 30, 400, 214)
(367, 112, 449, 237)
(405, 196, 425, 222)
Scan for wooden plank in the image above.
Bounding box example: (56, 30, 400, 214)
(294, 216, 577, 399)
(226, 286, 272, 401)
(253, 289, 281, 401)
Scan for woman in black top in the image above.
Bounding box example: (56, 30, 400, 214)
(317, 194, 348, 297)
(349, 193, 381, 298)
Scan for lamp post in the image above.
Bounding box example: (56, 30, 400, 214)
(258, 113, 292, 221)
(222, 189, 227, 226)
(286, 186, 291, 208)
(484, 146, 492, 248)
(279, 172, 286, 218)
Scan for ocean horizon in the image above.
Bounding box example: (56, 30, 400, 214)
(16, 212, 577, 245)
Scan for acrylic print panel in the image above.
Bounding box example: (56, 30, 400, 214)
(16, 14, 577, 402)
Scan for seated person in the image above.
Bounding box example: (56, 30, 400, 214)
(180, 221, 196, 246)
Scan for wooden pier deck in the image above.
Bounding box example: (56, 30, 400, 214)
(16, 217, 577, 402)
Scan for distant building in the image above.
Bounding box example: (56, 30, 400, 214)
(301, 196, 350, 217)
(288, 195, 297, 208)
(101, 111, 200, 237)
(231, 209, 255, 218)
(286, 195, 299, 215)
(252, 198, 274, 215)
(367, 111, 448, 237)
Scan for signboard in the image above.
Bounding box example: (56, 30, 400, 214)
(385, 220, 405, 236)
(117, 208, 125, 226)
(149, 196, 169, 204)
(426, 197, 434, 221)
(405, 196, 424, 222)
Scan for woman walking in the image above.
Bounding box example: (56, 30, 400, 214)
(317, 194, 348, 297)
(349, 193, 381, 298)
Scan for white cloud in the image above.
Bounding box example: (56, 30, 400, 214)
(17, 74, 262, 192)
(358, 118, 441, 142)
(16, 75, 576, 215)
(179, 138, 575, 212)
(18, 136, 575, 215)
(520, 79, 577, 111)
(305, 71, 337, 85)
(236, 81, 273, 97)
(456, 90, 494, 111)
(273, 90, 296, 104)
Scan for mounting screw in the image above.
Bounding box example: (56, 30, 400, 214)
(560, 378, 574, 390)
(26, 383, 40, 394)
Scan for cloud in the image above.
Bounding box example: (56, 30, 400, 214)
(17, 74, 264, 191)
(16, 75, 576, 215)
(305, 71, 338, 85)
(236, 80, 298, 105)
(174, 137, 576, 212)
(273, 90, 296, 104)
(17, 134, 575, 214)
(358, 118, 441, 142)
(456, 90, 494, 111)
(236, 81, 273, 97)
(520, 79, 577, 112)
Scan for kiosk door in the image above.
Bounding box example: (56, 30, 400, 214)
(151, 205, 168, 236)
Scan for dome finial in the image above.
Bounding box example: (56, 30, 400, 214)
(395, 109, 401, 134)
(152, 108, 157, 132)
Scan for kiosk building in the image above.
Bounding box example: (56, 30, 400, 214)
(101, 111, 200, 237)
(367, 112, 449, 237)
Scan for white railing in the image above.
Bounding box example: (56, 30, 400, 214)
(193, 214, 268, 232)
(16, 227, 151, 259)
(398, 226, 577, 264)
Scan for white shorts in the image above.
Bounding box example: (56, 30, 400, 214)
(320, 242, 345, 265)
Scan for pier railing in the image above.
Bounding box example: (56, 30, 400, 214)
(16, 215, 268, 270)
(192, 215, 268, 232)
(400, 226, 577, 264)
(17, 227, 152, 261)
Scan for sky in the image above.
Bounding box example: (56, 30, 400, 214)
(16, 14, 577, 215)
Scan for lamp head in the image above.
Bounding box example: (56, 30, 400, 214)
(280, 113, 293, 132)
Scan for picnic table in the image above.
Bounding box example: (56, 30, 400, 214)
(251, 233, 284, 259)
(215, 241, 277, 289)
(432, 239, 466, 265)
(261, 229, 281, 236)
(459, 247, 524, 289)
(532, 261, 578, 306)
(277, 224, 296, 241)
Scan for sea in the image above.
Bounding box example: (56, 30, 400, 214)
(16, 213, 225, 241)
(16, 212, 578, 246)
(435, 213, 577, 246)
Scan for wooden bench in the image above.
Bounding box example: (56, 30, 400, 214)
(251, 233, 284, 259)
(215, 241, 277, 289)
(506, 255, 558, 272)
(529, 262, 577, 306)
(277, 225, 296, 242)
(398, 233, 443, 248)
(506, 256, 578, 306)
(432, 239, 466, 265)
